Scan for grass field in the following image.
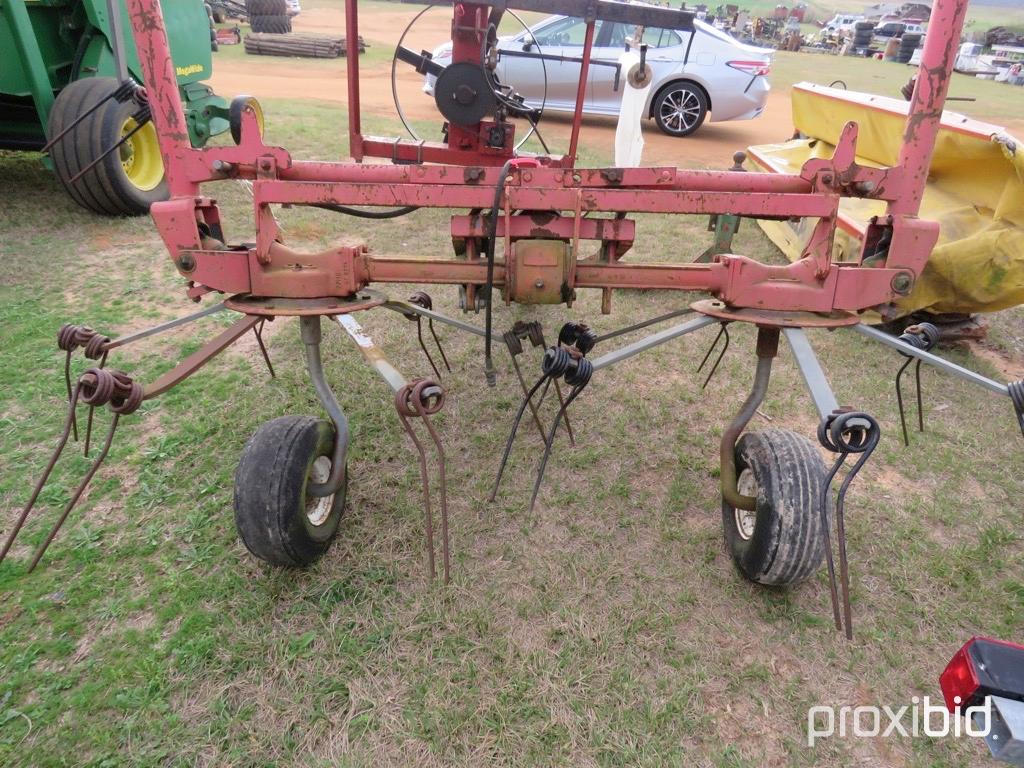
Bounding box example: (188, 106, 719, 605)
(2, 7, 1024, 768)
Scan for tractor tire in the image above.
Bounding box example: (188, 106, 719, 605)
(250, 13, 291, 33)
(234, 415, 348, 567)
(721, 429, 829, 586)
(47, 77, 168, 216)
(247, 0, 287, 16)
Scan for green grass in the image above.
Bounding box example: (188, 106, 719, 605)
(1, 49, 1024, 768)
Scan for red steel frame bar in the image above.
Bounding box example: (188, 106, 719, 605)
(566, 18, 597, 166)
(122, 0, 969, 320)
(345, 0, 362, 160)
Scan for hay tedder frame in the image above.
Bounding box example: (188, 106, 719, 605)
(5, 0, 1022, 639)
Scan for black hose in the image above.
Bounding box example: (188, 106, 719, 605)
(484, 159, 515, 386)
(313, 203, 420, 219)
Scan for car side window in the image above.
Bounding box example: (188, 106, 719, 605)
(533, 17, 603, 47)
(606, 23, 683, 49)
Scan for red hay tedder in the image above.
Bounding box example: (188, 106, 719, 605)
(4, 0, 1023, 640)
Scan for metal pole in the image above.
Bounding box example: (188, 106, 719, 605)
(853, 324, 1009, 397)
(590, 315, 717, 371)
(784, 327, 840, 420)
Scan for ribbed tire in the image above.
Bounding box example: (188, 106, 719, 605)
(47, 77, 168, 215)
(722, 429, 829, 586)
(247, 0, 287, 15)
(250, 14, 291, 33)
(234, 416, 347, 567)
(897, 34, 922, 63)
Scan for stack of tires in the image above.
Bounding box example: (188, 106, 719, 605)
(247, 0, 291, 34)
(896, 33, 923, 64)
(852, 21, 875, 49)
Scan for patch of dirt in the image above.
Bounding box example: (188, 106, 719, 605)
(969, 340, 1024, 381)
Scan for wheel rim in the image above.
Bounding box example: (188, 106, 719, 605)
(118, 117, 164, 192)
(734, 468, 758, 541)
(305, 456, 335, 527)
(659, 88, 702, 133)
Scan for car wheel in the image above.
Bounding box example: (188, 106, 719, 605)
(653, 82, 708, 137)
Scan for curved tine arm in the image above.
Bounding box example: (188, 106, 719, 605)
(300, 316, 349, 498)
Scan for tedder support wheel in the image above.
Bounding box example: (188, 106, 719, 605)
(47, 77, 168, 216)
(234, 415, 347, 567)
(721, 429, 829, 586)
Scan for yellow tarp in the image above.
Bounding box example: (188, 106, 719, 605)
(749, 83, 1024, 316)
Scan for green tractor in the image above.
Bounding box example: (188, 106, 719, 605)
(0, 0, 229, 215)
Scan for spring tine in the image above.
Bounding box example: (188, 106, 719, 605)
(83, 406, 96, 458)
(490, 374, 550, 502)
(64, 350, 79, 442)
(697, 324, 726, 373)
(895, 356, 914, 447)
(415, 319, 442, 380)
(69, 118, 147, 185)
(397, 409, 435, 579)
(508, 350, 547, 442)
(28, 414, 120, 572)
(427, 319, 451, 373)
(914, 359, 925, 434)
(528, 384, 586, 513)
(834, 449, 872, 641)
(701, 324, 731, 390)
(416, 407, 450, 583)
(253, 319, 276, 378)
(83, 351, 109, 458)
(552, 379, 576, 446)
(820, 455, 847, 633)
(0, 388, 83, 566)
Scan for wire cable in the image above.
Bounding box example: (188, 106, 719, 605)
(312, 203, 420, 219)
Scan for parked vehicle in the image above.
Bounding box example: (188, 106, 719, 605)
(425, 15, 772, 137)
(0, 0, 229, 214)
(822, 13, 864, 35)
(874, 21, 906, 37)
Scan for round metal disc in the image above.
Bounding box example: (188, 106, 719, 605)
(225, 290, 387, 317)
(434, 62, 497, 126)
(691, 299, 860, 328)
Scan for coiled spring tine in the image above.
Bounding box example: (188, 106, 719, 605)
(552, 379, 576, 445)
(427, 319, 451, 373)
(490, 373, 550, 502)
(817, 411, 881, 640)
(83, 351, 108, 458)
(28, 414, 120, 572)
(253, 319, 276, 379)
(528, 380, 588, 513)
(700, 324, 730, 390)
(819, 456, 845, 632)
(528, 358, 593, 513)
(895, 356, 914, 446)
(413, 396, 449, 582)
(0, 386, 83, 566)
(396, 405, 436, 579)
(415, 318, 442, 380)
(64, 350, 79, 442)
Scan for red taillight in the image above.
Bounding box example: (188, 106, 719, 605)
(726, 60, 771, 77)
(939, 636, 1024, 712)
